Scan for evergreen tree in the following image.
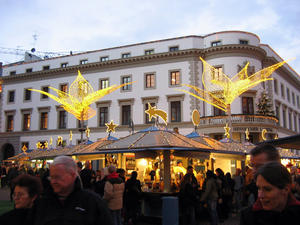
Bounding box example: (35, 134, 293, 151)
(257, 91, 274, 116)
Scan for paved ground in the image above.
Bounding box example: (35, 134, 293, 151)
(0, 187, 240, 224)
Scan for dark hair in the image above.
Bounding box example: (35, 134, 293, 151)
(255, 162, 291, 189)
(187, 165, 193, 170)
(13, 174, 43, 198)
(206, 170, 214, 179)
(131, 171, 138, 179)
(77, 161, 83, 169)
(215, 168, 224, 177)
(250, 144, 280, 161)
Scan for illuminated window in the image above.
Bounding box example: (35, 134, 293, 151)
(6, 115, 14, 132)
(242, 97, 254, 114)
(99, 79, 109, 89)
(99, 107, 108, 126)
(58, 110, 67, 129)
(171, 101, 181, 122)
(170, 71, 180, 86)
(40, 112, 48, 130)
(24, 89, 31, 101)
(145, 73, 155, 89)
(60, 84, 68, 93)
(23, 113, 31, 131)
(121, 76, 132, 91)
(122, 105, 131, 125)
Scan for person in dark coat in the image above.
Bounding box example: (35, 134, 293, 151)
(0, 174, 43, 225)
(32, 156, 113, 225)
(79, 161, 93, 189)
(240, 162, 300, 225)
(124, 171, 141, 225)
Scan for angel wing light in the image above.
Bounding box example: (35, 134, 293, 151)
(30, 71, 132, 120)
(178, 57, 288, 112)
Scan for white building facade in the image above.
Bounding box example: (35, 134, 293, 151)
(0, 31, 299, 160)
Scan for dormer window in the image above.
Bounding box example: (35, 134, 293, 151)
(211, 41, 221, 47)
(80, 59, 88, 65)
(240, 40, 249, 45)
(145, 49, 154, 55)
(100, 56, 109, 62)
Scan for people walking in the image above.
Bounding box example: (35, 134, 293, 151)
(233, 168, 244, 213)
(104, 165, 125, 225)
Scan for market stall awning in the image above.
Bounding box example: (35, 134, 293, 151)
(258, 134, 300, 150)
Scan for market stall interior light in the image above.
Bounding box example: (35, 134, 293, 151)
(177, 57, 289, 113)
(138, 158, 148, 167)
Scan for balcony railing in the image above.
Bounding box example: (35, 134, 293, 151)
(199, 114, 278, 126)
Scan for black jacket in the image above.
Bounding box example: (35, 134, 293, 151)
(0, 208, 31, 225)
(240, 194, 300, 225)
(33, 177, 113, 225)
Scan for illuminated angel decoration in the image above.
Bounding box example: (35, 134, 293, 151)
(30, 71, 132, 120)
(178, 57, 288, 113)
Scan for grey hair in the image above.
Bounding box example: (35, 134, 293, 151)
(52, 156, 77, 174)
(108, 165, 116, 174)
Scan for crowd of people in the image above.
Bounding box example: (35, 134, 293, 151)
(0, 144, 300, 225)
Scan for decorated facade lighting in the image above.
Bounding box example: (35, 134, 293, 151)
(85, 126, 90, 139)
(145, 102, 167, 125)
(245, 128, 250, 140)
(22, 145, 28, 154)
(178, 57, 288, 137)
(261, 129, 267, 141)
(29, 70, 132, 142)
(192, 109, 201, 131)
(224, 123, 231, 139)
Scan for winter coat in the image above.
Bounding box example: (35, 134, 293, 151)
(125, 177, 142, 208)
(33, 177, 113, 225)
(104, 172, 125, 210)
(200, 177, 218, 202)
(0, 208, 31, 225)
(240, 194, 300, 225)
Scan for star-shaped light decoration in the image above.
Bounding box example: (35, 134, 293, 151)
(177, 57, 289, 113)
(105, 120, 118, 133)
(22, 145, 28, 154)
(224, 123, 231, 138)
(245, 128, 250, 140)
(145, 103, 167, 125)
(44, 141, 49, 149)
(36, 142, 42, 149)
(29, 71, 132, 121)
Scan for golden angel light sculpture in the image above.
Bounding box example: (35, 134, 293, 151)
(29, 71, 131, 121)
(178, 57, 288, 113)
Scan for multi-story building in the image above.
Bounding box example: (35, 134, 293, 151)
(0, 30, 299, 160)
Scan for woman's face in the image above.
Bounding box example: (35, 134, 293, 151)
(13, 185, 37, 209)
(256, 175, 289, 212)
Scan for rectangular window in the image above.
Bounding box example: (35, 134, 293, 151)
(273, 79, 278, 94)
(99, 107, 108, 126)
(145, 103, 156, 124)
(239, 40, 248, 45)
(122, 105, 131, 125)
(145, 49, 154, 55)
(121, 76, 132, 91)
(9, 71, 16, 75)
(211, 66, 223, 81)
(43, 65, 50, 70)
(145, 73, 155, 88)
(99, 79, 109, 89)
(242, 97, 254, 114)
(294, 115, 297, 132)
(297, 96, 300, 108)
(80, 59, 88, 65)
(41, 86, 49, 99)
(60, 84, 68, 93)
(40, 112, 48, 130)
(282, 108, 286, 128)
(61, 62, 68, 68)
(100, 56, 109, 62)
(26, 68, 33, 73)
(58, 111, 67, 129)
(170, 71, 180, 86)
(6, 115, 14, 132)
(169, 46, 179, 52)
(211, 41, 221, 47)
(23, 113, 31, 131)
(281, 84, 285, 98)
(275, 106, 280, 124)
(122, 53, 131, 58)
(292, 92, 295, 105)
(214, 106, 225, 116)
(171, 101, 181, 122)
(287, 88, 290, 102)
(288, 112, 292, 129)
(24, 89, 31, 101)
(8, 90, 15, 103)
